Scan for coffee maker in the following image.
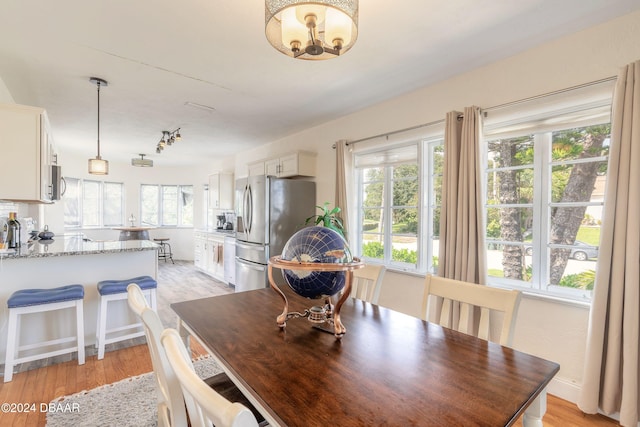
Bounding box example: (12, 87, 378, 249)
(216, 214, 226, 230)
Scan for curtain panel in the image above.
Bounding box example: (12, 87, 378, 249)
(578, 60, 640, 427)
(438, 106, 486, 284)
(335, 140, 353, 242)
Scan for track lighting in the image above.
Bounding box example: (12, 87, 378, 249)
(156, 128, 181, 154)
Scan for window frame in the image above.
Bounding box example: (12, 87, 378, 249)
(483, 121, 610, 302)
(140, 183, 194, 228)
(353, 138, 443, 274)
(63, 177, 124, 230)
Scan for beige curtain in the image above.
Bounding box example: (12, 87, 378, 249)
(578, 61, 640, 427)
(335, 140, 353, 242)
(438, 106, 486, 284)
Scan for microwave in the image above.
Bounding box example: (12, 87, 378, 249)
(50, 165, 63, 201)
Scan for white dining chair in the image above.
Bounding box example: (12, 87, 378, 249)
(161, 328, 259, 427)
(127, 284, 265, 427)
(348, 264, 386, 304)
(421, 275, 522, 346)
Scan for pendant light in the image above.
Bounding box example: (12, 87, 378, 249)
(88, 77, 109, 175)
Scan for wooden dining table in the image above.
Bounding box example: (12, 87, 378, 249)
(172, 287, 559, 427)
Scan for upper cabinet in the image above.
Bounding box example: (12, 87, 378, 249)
(248, 161, 265, 177)
(0, 103, 57, 203)
(209, 172, 234, 210)
(249, 151, 316, 178)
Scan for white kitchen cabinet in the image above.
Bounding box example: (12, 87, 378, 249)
(194, 232, 207, 271)
(208, 172, 234, 210)
(0, 103, 57, 203)
(194, 231, 227, 283)
(206, 233, 225, 282)
(247, 161, 265, 176)
(223, 235, 236, 286)
(264, 158, 280, 176)
(250, 151, 316, 178)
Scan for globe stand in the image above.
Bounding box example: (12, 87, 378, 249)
(268, 256, 364, 338)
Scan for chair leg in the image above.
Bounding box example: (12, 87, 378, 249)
(4, 309, 19, 382)
(97, 297, 108, 360)
(166, 242, 174, 264)
(76, 300, 85, 365)
(160, 243, 166, 262)
(148, 288, 158, 311)
(95, 295, 101, 348)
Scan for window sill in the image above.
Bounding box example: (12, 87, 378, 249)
(518, 289, 591, 309)
(383, 267, 592, 310)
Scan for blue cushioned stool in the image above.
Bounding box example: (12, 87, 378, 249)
(4, 285, 85, 382)
(95, 275, 157, 360)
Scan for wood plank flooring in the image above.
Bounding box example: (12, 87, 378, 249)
(0, 261, 620, 426)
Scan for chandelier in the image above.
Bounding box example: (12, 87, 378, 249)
(265, 0, 358, 60)
(156, 128, 181, 154)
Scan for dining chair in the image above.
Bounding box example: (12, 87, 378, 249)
(421, 275, 522, 346)
(348, 264, 386, 304)
(127, 284, 265, 427)
(161, 328, 259, 427)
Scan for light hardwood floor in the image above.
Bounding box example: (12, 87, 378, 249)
(0, 261, 620, 426)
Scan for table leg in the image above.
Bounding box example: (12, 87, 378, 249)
(522, 388, 547, 427)
(176, 318, 191, 353)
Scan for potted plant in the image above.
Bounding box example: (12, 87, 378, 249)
(305, 202, 345, 238)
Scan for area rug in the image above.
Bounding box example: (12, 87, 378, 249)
(46, 356, 222, 427)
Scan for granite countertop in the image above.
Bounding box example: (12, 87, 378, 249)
(195, 229, 236, 236)
(0, 235, 159, 259)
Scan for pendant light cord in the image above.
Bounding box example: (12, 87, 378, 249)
(96, 80, 101, 158)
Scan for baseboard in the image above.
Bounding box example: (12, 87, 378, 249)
(547, 376, 638, 426)
(547, 376, 581, 403)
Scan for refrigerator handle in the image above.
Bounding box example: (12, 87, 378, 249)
(244, 184, 253, 234)
(241, 184, 251, 235)
(236, 241, 266, 252)
(235, 257, 267, 271)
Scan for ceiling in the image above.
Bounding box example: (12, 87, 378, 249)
(0, 0, 637, 167)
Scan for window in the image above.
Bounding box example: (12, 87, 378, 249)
(63, 178, 81, 228)
(63, 178, 124, 229)
(483, 81, 613, 301)
(141, 184, 193, 227)
(354, 138, 443, 273)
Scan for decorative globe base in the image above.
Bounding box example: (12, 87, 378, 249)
(268, 256, 364, 338)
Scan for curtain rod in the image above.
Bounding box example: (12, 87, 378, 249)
(482, 75, 617, 114)
(332, 118, 446, 149)
(332, 75, 616, 149)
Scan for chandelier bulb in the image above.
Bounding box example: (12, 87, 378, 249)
(304, 14, 317, 29)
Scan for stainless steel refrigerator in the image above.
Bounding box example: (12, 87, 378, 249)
(235, 175, 316, 292)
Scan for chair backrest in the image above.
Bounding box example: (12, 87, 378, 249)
(161, 328, 259, 427)
(421, 275, 521, 346)
(349, 264, 386, 304)
(127, 283, 187, 427)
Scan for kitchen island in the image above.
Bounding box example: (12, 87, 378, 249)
(0, 235, 159, 362)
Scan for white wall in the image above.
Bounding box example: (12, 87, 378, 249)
(0, 76, 14, 103)
(225, 10, 640, 403)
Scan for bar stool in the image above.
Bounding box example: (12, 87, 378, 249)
(95, 275, 157, 360)
(154, 238, 174, 264)
(4, 284, 85, 382)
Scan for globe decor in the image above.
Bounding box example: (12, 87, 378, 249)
(268, 226, 363, 338)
